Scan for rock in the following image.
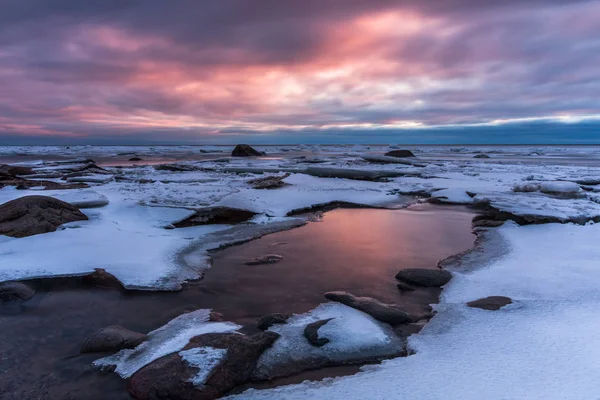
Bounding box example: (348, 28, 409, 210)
(128, 157, 143, 161)
(257, 313, 289, 330)
(154, 164, 197, 172)
(81, 325, 147, 353)
(231, 144, 263, 157)
(324, 291, 411, 325)
(472, 219, 505, 228)
(244, 254, 283, 266)
(81, 268, 124, 289)
(304, 318, 334, 347)
(209, 312, 224, 322)
(467, 296, 513, 310)
(172, 207, 257, 228)
(395, 268, 452, 287)
(305, 166, 405, 181)
(247, 173, 290, 189)
(361, 155, 425, 166)
(0, 164, 34, 176)
(384, 149, 415, 158)
(4, 179, 89, 190)
(0, 282, 35, 302)
(396, 282, 416, 292)
(473, 154, 491, 158)
(394, 320, 429, 338)
(128, 331, 279, 400)
(0, 195, 88, 238)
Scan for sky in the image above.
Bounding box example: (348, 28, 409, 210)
(1, 0, 600, 145)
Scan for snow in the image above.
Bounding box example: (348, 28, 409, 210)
(229, 222, 600, 400)
(253, 302, 404, 380)
(539, 181, 581, 194)
(179, 347, 227, 386)
(94, 309, 239, 378)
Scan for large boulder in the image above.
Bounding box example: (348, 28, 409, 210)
(324, 291, 411, 325)
(0, 195, 88, 238)
(0, 282, 35, 302)
(81, 325, 147, 354)
(395, 268, 452, 287)
(231, 144, 263, 157)
(172, 207, 257, 228)
(128, 331, 279, 400)
(384, 149, 415, 158)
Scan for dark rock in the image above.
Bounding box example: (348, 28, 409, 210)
(3, 179, 89, 191)
(0, 282, 35, 302)
(0, 164, 34, 176)
(129, 157, 143, 161)
(395, 268, 452, 287)
(154, 164, 197, 172)
(173, 207, 257, 228)
(0, 195, 88, 238)
(473, 154, 491, 159)
(257, 313, 289, 330)
(394, 320, 428, 338)
(209, 312, 224, 322)
(324, 291, 411, 325)
(472, 219, 505, 228)
(128, 331, 279, 400)
(232, 144, 262, 157)
(81, 325, 147, 353)
(82, 268, 124, 289)
(467, 296, 513, 310)
(244, 254, 283, 265)
(396, 282, 416, 292)
(384, 149, 415, 158)
(247, 173, 290, 189)
(304, 318, 334, 347)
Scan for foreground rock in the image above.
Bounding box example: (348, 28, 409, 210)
(247, 173, 290, 189)
(232, 144, 263, 157)
(245, 254, 283, 265)
(257, 313, 289, 330)
(0, 282, 35, 302)
(304, 318, 334, 347)
(395, 268, 452, 287)
(324, 291, 411, 325)
(128, 332, 279, 400)
(0, 164, 34, 176)
(384, 149, 415, 158)
(172, 207, 257, 228)
(467, 296, 513, 310)
(0, 195, 88, 238)
(81, 326, 147, 354)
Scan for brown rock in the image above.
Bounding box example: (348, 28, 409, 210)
(324, 291, 411, 325)
(0, 195, 88, 238)
(127, 331, 279, 400)
(0, 164, 34, 176)
(304, 318, 334, 347)
(231, 144, 263, 157)
(82, 268, 124, 289)
(395, 268, 452, 287)
(81, 325, 147, 353)
(467, 296, 513, 310)
(0, 282, 35, 302)
(257, 313, 289, 330)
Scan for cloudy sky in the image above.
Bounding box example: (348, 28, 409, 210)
(1, 0, 599, 144)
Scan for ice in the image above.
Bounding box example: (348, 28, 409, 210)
(179, 347, 227, 386)
(539, 181, 581, 194)
(66, 174, 114, 183)
(94, 309, 240, 378)
(253, 303, 404, 380)
(430, 188, 474, 204)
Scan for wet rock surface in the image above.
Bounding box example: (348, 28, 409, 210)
(467, 296, 513, 310)
(128, 331, 279, 400)
(324, 291, 412, 325)
(0, 282, 35, 302)
(0, 195, 88, 238)
(81, 325, 147, 354)
(395, 268, 452, 287)
(257, 313, 290, 330)
(173, 207, 257, 228)
(232, 144, 263, 157)
(82, 268, 125, 290)
(245, 254, 284, 265)
(304, 318, 334, 347)
(396, 282, 416, 292)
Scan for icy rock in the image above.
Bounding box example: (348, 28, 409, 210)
(257, 313, 290, 330)
(324, 291, 412, 325)
(0, 195, 87, 238)
(395, 268, 452, 287)
(172, 207, 257, 228)
(128, 332, 278, 400)
(466, 296, 513, 310)
(81, 326, 147, 354)
(247, 173, 290, 189)
(253, 303, 405, 380)
(0, 164, 33, 176)
(66, 174, 114, 184)
(539, 181, 581, 195)
(0, 282, 35, 302)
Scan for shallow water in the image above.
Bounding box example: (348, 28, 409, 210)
(0, 205, 476, 399)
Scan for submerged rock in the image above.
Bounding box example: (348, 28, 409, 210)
(172, 207, 257, 228)
(244, 254, 283, 266)
(0, 195, 88, 238)
(232, 144, 263, 157)
(128, 332, 279, 400)
(396, 282, 416, 292)
(394, 320, 429, 338)
(324, 291, 411, 325)
(304, 318, 334, 347)
(82, 268, 124, 289)
(395, 268, 452, 287)
(257, 313, 290, 330)
(0, 282, 35, 302)
(81, 326, 147, 354)
(384, 149, 415, 158)
(467, 296, 513, 310)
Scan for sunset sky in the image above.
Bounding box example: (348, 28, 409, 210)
(1, 0, 599, 144)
